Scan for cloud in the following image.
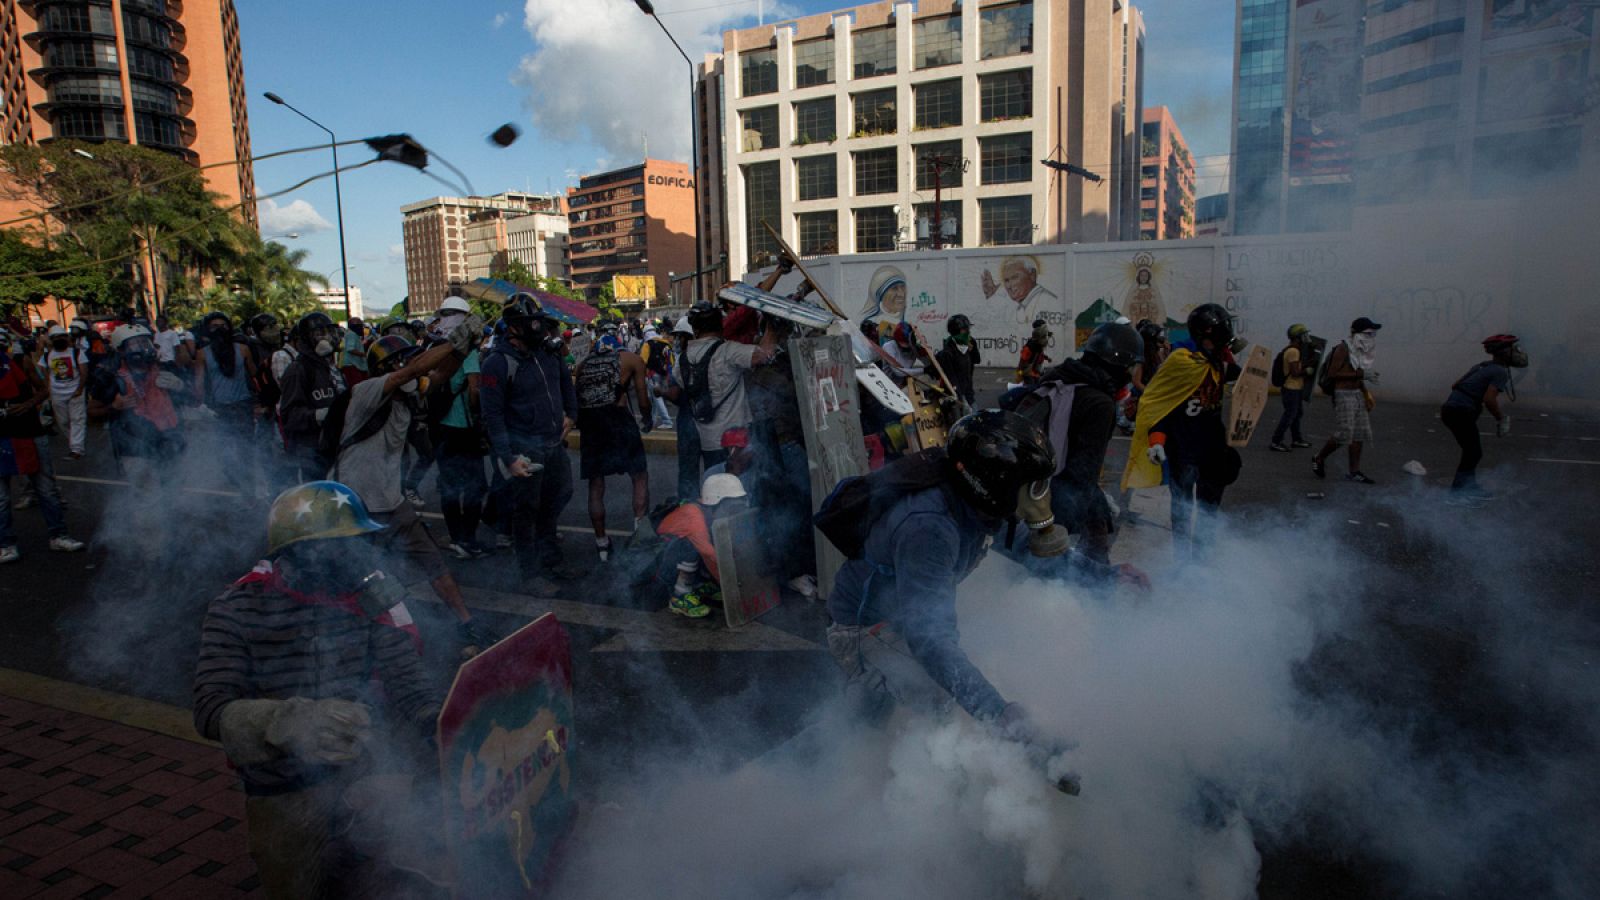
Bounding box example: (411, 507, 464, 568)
(515, 0, 790, 163)
(257, 198, 332, 236)
(492, 10, 510, 29)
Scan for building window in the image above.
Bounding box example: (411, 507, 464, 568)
(794, 98, 836, 145)
(794, 37, 833, 87)
(741, 105, 779, 151)
(796, 211, 839, 256)
(914, 15, 962, 69)
(744, 162, 781, 264)
(853, 147, 897, 196)
(979, 196, 1032, 245)
(979, 70, 1032, 121)
(915, 141, 964, 190)
(980, 133, 1031, 184)
(980, 2, 1034, 60)
(914, 201, 961, 246)
(129, 80, 177, 114)
(853, 26, 896, 79)
(914, 79, 961, 130)
(852, 88, 897, 137)
(855, 206, 897, 253)
(796, 155, 837, 200)
(50, 74, 122, 105)
(742, 46, 777, 97)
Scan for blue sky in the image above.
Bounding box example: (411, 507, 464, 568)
(238, 0, 1234, 316)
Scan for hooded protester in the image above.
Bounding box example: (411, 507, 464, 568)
(1441, 334, 1526, 502)
(822, 411, 1070, 769)
(278, 312, 347, 481)
(934, 314, 981, 406)
(1311, 317, 1382, 484)
(1004, 322, 1151, 587)
(1, 331, 86, 564)
(653, 473, 749, 618)
(1015, 318, 1052, 385)
(193, 481, 447, 899)
(1122, 303, 1241, 555)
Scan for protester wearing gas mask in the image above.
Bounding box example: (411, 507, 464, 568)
(479, 293, 577, 599)
(1002, 322, 1152, 588)
(1122, 303, 1242, 556)
(818, 411, 1074, 778)
(278, 312, 347, 481)
(87, 324, 187, 479)
(1311, 317, 1382, 485)
(329, 318, 494, 656)
(193, 480, 446, 899)
(934, 314, 981, 406)
(1441, 334, 1527, 503)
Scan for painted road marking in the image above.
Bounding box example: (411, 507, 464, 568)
(413, 584, 822, 654)
(54, 474, 630, 537)
(0, 667, 212, 747)
(1528, 458, 1600, 466)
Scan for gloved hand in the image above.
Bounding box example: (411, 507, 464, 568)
(155, 371, 185, 392)
(1496, 416, 1511, 438)
(997, 703, 1082, 795)
(456, 619, 499, 657)
(995, 701, 1043, 746)
(1146, 443, 1167, 466)
(265, 697, 372, 765)
(447, 314, 486, 356)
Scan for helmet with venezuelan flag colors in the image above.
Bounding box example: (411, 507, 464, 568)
(267, 481, 385, 555)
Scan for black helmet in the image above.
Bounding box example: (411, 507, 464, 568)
(202, 311, 231, 331)
(1082, 322, 1144, 370)
(502, 292, 545, 322)
(944, 410, 1056, 520)
(292, 312, 335, 346)
(947, 314, 972, 335)
(248, 313, 278, 334)
(1186, 303, 1234, 349)
(1135, 318, 1166, 342)
(687, 301, 723, 334)
(366, 334, 419, 375)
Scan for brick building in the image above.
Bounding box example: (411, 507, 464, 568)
(400, 191, 563, 314)
(1139, 105, 1194, 240)
(566, 159, 696, 303)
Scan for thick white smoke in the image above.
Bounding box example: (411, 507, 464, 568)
(516, 0, 793, 164)
(551, 496, 1599, 899)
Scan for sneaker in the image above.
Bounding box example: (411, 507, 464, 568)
(1345, 472, 1377, 485)
(495, 534, 514, 550)
(1269, 443, 1291, 453)
(49, 536, 85, 552)
(403, 489, 425, 509)
(669, 590, 712, 619)
(1291, 440, 1312, 448)
(446, 542, 473, 560)
(1311, 457, 1326, 479)
(0, 545, 18, 564)
(787, 574, 819, 601)
(596, 538, 613, 563)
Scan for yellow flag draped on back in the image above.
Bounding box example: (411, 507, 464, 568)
(1121, 348, 1215, 490)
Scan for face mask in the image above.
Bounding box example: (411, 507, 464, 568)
(953, 332, 971, 346)
(51, 339, 69, 351)
(259, 327, 282, 346)
(1015, 479, 1069, 558)
(125, 349, 156, 367)
(314, 339, 335, 358)
(1507, 347, 1529, 368)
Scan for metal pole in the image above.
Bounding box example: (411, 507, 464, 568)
(634, 6, 705, 304)
(263, 93, 351, 320)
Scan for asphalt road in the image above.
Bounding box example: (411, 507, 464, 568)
(2, 380, 1597, 897)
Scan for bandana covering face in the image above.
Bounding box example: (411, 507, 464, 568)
(1348, 332, 1377, 371)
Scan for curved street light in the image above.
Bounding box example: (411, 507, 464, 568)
(632, 0, 706, 303)
(264, 91, 352, 321)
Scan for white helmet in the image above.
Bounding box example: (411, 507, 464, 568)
(46, 324, 68, 338)
(439, 295, 472, 315)
(700, 473, 747, 506)
(110, 323, 153, 350)
(70, 318, 90, 333)
(673, 316, 693, 336)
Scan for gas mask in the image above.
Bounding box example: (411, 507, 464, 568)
(314, 338, 335, 358)
(1507, 346, 1529, 368)
(1015, 479, 1070, 558)
(125, 349, 156, 367)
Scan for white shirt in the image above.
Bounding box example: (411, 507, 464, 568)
(154, 329, 182, 363)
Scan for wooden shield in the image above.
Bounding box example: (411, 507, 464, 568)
(1227, 344, 1274, 447)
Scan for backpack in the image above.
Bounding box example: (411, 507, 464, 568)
(317, 388, 392, 467)
(682, 339, 729, 424)
(1270, 349, 1288, 388)
(813, 448, 948, 560)
(1317, 343, 1342, 397)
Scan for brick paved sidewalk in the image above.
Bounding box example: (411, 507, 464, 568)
(0, 694, 259, 899)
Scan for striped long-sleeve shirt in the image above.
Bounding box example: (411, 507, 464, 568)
(193, 583, 441, 796)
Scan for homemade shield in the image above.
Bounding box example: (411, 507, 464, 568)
(713, 508, 782, 628)
(791, 335, 869, 600)
(437, 613, 575, 897)
(1227, 344, 1274, 447)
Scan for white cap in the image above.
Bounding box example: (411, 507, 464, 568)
(439, 296, 472, 314)
(47, 325, 68, 338)
(673, 316, 693, 336)
(700, 473, 747, 506)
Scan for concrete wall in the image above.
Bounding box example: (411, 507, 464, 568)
(751, 191, 1600, 405)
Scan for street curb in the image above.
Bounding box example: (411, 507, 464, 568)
(566, 428, 679, 456)
(0, 666, 213, 747)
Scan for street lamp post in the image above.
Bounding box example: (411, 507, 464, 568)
(633, 0, 705, 304)
(263, 91, 352, 321)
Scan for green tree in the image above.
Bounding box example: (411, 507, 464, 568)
(0, 230, 118, 317)
(490, 258, 539, 287)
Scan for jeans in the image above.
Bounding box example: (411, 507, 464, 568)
(506, 440, 573, 578)
(0, 436, 68, 547)
(1270, 388, 1305, 444)
(675, 412, 700, 501)
(434, 426, 487, 544)
(1441, 405, 1482, 489)
(1167, 460, 1225, 554)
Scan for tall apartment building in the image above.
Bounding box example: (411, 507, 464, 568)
(1229, 0, 1598, 235)
(696, 0, 1144, 278)
(1139, 106, 1194, 239)
(400, 191, 563, 313)
(315, 285, 362, 320)
(0, 0, 255, 223)
(1194, 192, 1227, 237)
(463, 208, 569, 283)
(566, 159, 696, 302)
